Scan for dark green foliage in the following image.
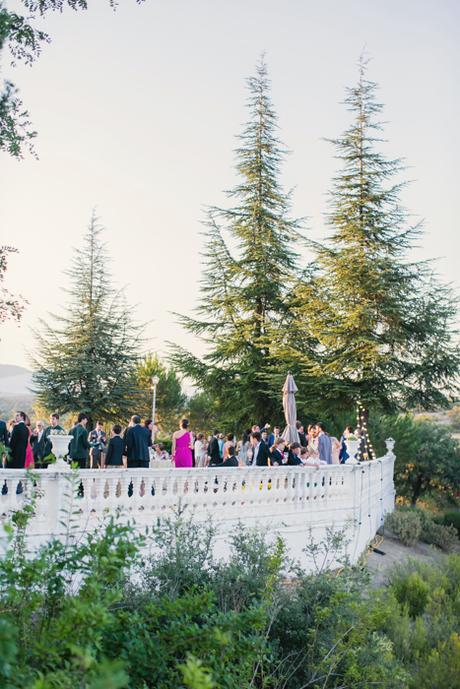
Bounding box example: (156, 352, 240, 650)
(0, 2, 40, 158)
(286, 56, 460, 420)
(384, 557, 460, 688)
(132, 353, 186, 431)
(0, 1, 145, 158)
(370, 414, 460, 505)
(385, 505, 458, 551)
(441, 509, 460, 538)
(2, 492, 460, 689)
(0, 77, 36, 157)
(0, 245, 27, 325)
(420, 515, 457, 552)
(185, 391, 221, 433)
(31, 213, 143, 427)
(170, 57, 304, 429)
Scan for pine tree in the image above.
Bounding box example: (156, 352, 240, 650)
(31, 213, 143, 427)
(290, 57, 460, 427)
(170, 57, 303, 428)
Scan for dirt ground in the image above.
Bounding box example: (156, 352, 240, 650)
(365, 532, 449, 588)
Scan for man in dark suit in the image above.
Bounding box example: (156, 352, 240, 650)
(43, 413, 65, 458)
(0, 418, 9, 447)
(214, 446, 239, 467)
(105, 424, 125, 467)
(69, 412, 90, 468)
(287, 442, 303, 465)
(296, 421, 308, 447)
(9, 411, 29, 468)
(269, 439, 286, 466)
(30, 420, 47, 465)
(208, 430, 221, 466)
(125, 415, 150, 468)
(0, 417, 9, 468)
(250, 431, 270, 466)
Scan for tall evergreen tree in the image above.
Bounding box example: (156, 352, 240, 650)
(287, 57, 460, 425)
(170, 57, 303, 428)
(32, 213, 143, 427)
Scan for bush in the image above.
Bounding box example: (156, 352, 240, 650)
(386, 507, 457, 551)
(391, 570, 430, 617)
(2, 480, 459, 689)
(384, 557, 460, 688)
(420, 517, 457, 552)
(441, 510, 460, 538)
(385, 508, 422, 546)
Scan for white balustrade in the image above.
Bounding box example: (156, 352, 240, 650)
(0, 443, 396, 572)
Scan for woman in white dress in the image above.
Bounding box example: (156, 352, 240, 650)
(238, 430, 251, 465)
(331, 436, 341, 464)
(194, 433, 207, 467)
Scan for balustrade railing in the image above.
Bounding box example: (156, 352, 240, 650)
(0, 442, 396, 570)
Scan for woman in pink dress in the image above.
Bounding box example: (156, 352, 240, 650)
(172, 419, 193, 468)
(24, 415, 34, 469)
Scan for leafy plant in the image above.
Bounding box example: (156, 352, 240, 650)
(385, 508, 422, 546)
(441, 510, 460, 538)
(370, 414, 460, 505)
(2, 479, 460, 689)
(419, 510, 458, 552)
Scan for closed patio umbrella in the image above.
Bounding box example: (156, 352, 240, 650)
(281, 373, 300, 444)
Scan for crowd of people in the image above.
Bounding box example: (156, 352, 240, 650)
(0, 412, 168, 469)
(1, 412, 359, 470)
(192, 420, 357, 468)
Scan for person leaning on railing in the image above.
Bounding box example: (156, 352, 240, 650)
(269, 438, 286, 466)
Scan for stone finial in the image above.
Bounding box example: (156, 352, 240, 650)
(385, 437, 395, 454)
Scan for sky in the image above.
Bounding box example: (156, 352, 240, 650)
(1, 0, 459, 374)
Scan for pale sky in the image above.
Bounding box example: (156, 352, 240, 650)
(1, 0, 459, 373)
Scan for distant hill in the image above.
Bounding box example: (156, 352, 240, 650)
(0, 364, 34, 395)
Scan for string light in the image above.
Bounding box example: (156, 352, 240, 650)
(355, 398, 376, 461)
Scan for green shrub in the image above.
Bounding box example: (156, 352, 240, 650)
(385, 508, 422, 545)
(2, 479, 460, 689)
(420, 518, 457, 552)
(386, 507, 458, 552)
(383, 556, 460, 687)
(441, 510, 460, 538)
(418, 633, 460, 689)
(391, 570, 430, 617)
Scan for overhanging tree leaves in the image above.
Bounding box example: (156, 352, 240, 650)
(170, 57, 304, 429)
(0, 0, 145, 159)
(0, 246, 27, 324)
(288, 56, 460, 420)
(31, 213, 143, 426)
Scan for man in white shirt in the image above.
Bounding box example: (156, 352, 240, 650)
(250, 431, 269, 466)
(31, 420, 46, 464)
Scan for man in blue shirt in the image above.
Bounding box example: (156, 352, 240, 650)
(316, 422, 332, 464)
